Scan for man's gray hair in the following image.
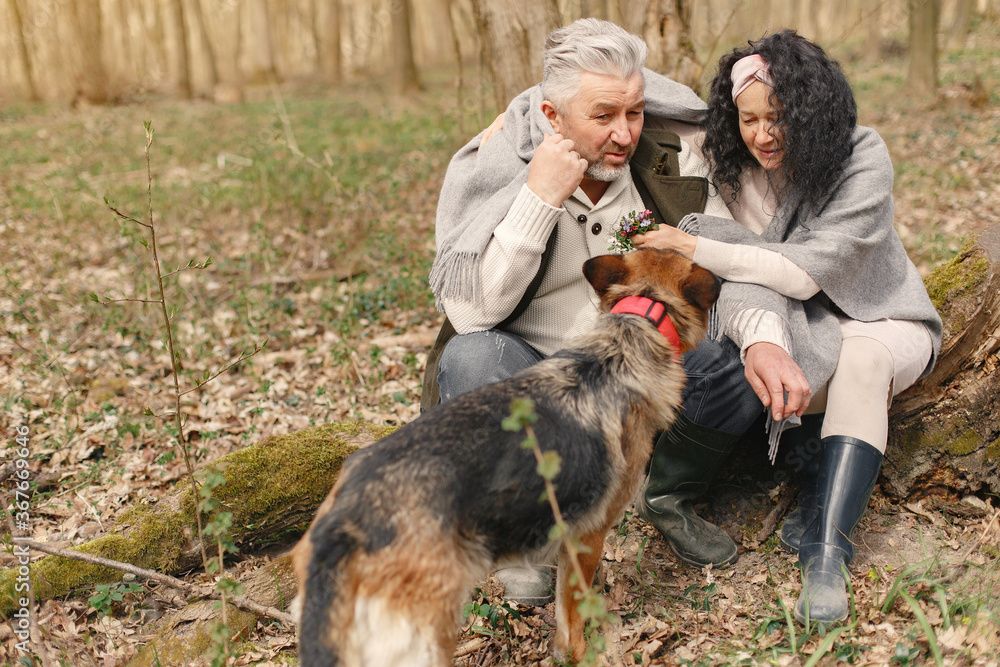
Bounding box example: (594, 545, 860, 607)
(541, 19, 648, 111)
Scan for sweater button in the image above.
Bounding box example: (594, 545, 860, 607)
(591, 222, 602, 235)
(577, 214, 587, 223)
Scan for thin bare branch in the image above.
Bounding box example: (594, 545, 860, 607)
(179, 339, 268, 397)
(98, 297, 162, 305)
(961, 508, 1000, 561)
(19, 539, 295, 626)
(106, 203, 152, 229)
(162, 266, 204, 278)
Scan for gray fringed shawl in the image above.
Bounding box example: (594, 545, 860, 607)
(680, 126, 943, 454)
(429, 69, 708, 307)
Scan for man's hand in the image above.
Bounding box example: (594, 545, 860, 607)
(744, 342, 812, 421)
(526, 133, 588, 207)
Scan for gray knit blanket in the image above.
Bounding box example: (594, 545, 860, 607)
(680, 126, 943, 453)
(429, 69, 708, 307)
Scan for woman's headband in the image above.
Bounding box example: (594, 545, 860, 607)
(731, 53, 773, 102)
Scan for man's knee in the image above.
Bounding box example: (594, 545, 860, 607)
(681, 338, 762, 433)
(437, 330, 543, 403)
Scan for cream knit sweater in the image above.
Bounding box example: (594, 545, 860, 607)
(441, 139, 777, 355)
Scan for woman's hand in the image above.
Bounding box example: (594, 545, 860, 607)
(632, 225, 698, 259)
(480, 113, 505, 147)
(744, 342, 812, 420)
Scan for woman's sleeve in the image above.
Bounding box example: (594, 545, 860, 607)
(693, 238, 821, 299)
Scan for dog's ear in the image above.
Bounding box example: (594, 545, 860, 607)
(583, 254, 630, 297)
(681, 265, 721, 311)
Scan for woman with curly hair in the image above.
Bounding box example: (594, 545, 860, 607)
(633, 30, 942, 624)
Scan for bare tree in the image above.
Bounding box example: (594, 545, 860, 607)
(191, 0, 220, 88)
(866, 1, 882, 61)
(6, 0, 39, 100)
(71, 0, 109, 102)
(947, 0, 976, 49)
(795, 0, 817, 40)
(908, 0, 940, 97)
(639, 0, 702, 94)
(391, 0, 423, 94)
(312, 0, 342, 83)
(444, 0, 468, 131)
(470, 0, 561, 110)
(165, 0, 194, 98)
(249, 0, 278, 81)
(580, 0, 609, 19)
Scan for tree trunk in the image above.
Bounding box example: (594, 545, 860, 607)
(166, 0, 193, 98)
(248, 0, 278, 81)
(313, 0, 342, 83)
(865, 2, 882, 62)
(71, 0, 109, 103)
(795, 0, 817, 40)
(947, 0, 976, 49)
(391, 0, 423, 94)
(469, 0, 561, 111)
(886, 225, 1000, 499)
(0, 422, 383, 616)
(907, 0, 940, 97)
(7, 0, 40, 101)
(190, 0, 219, 89)
(444, 0, 468, 133)
(580, 0, 609, 20)
(640, 0, 702, 95)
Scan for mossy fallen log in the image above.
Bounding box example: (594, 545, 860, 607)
(1, 422, 387, 616)
(887, 225, 1000, 498)
(126, 553, 298, 667)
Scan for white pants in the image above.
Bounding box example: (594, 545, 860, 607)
(806, 317, 934, 453)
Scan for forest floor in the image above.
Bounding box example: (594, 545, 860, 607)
(2, 21, 1000, 667)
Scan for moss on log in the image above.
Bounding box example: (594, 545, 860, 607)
(1, 421, 387, 616)
(887, 225, 1000, 498)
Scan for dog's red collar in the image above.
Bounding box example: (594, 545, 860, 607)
(611, 296, 682, 352)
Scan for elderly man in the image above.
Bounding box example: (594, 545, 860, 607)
(422, 18, 740, 604)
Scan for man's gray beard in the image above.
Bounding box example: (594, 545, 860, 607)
(585, 154, 631, 182)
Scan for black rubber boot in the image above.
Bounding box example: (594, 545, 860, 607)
(794, 436, 882, 625)
(636, 414, 741, 567)
(778, 414, 825, 553)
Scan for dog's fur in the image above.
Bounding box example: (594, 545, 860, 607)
(292, 249, 720, 666)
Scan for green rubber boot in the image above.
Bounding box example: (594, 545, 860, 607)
(636, 414, 741, 567)
(778, 414, 825, 553)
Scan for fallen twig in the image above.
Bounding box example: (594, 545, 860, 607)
(748, 483, 795, 548)
(454, 636, 488, 658)
(961, 508, 1000, 561)
(20, 539, 295, 625)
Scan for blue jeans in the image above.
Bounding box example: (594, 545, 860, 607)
(680, 337, 765, 435)
(437, 329, 764, 435)
(436, 330, 545, 404)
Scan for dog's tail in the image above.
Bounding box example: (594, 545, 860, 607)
(298, 522, 357, 667)
(299, 513, 469, 667)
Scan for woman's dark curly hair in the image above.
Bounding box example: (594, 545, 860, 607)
(702, 30, 857, 206)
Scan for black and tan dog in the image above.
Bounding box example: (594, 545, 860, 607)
(293, 249, 719, 666)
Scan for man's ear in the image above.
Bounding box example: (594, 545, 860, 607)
(583, 255, 629, 298)
(681, 265, 721, 311)
(541, 100, 562, 134)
